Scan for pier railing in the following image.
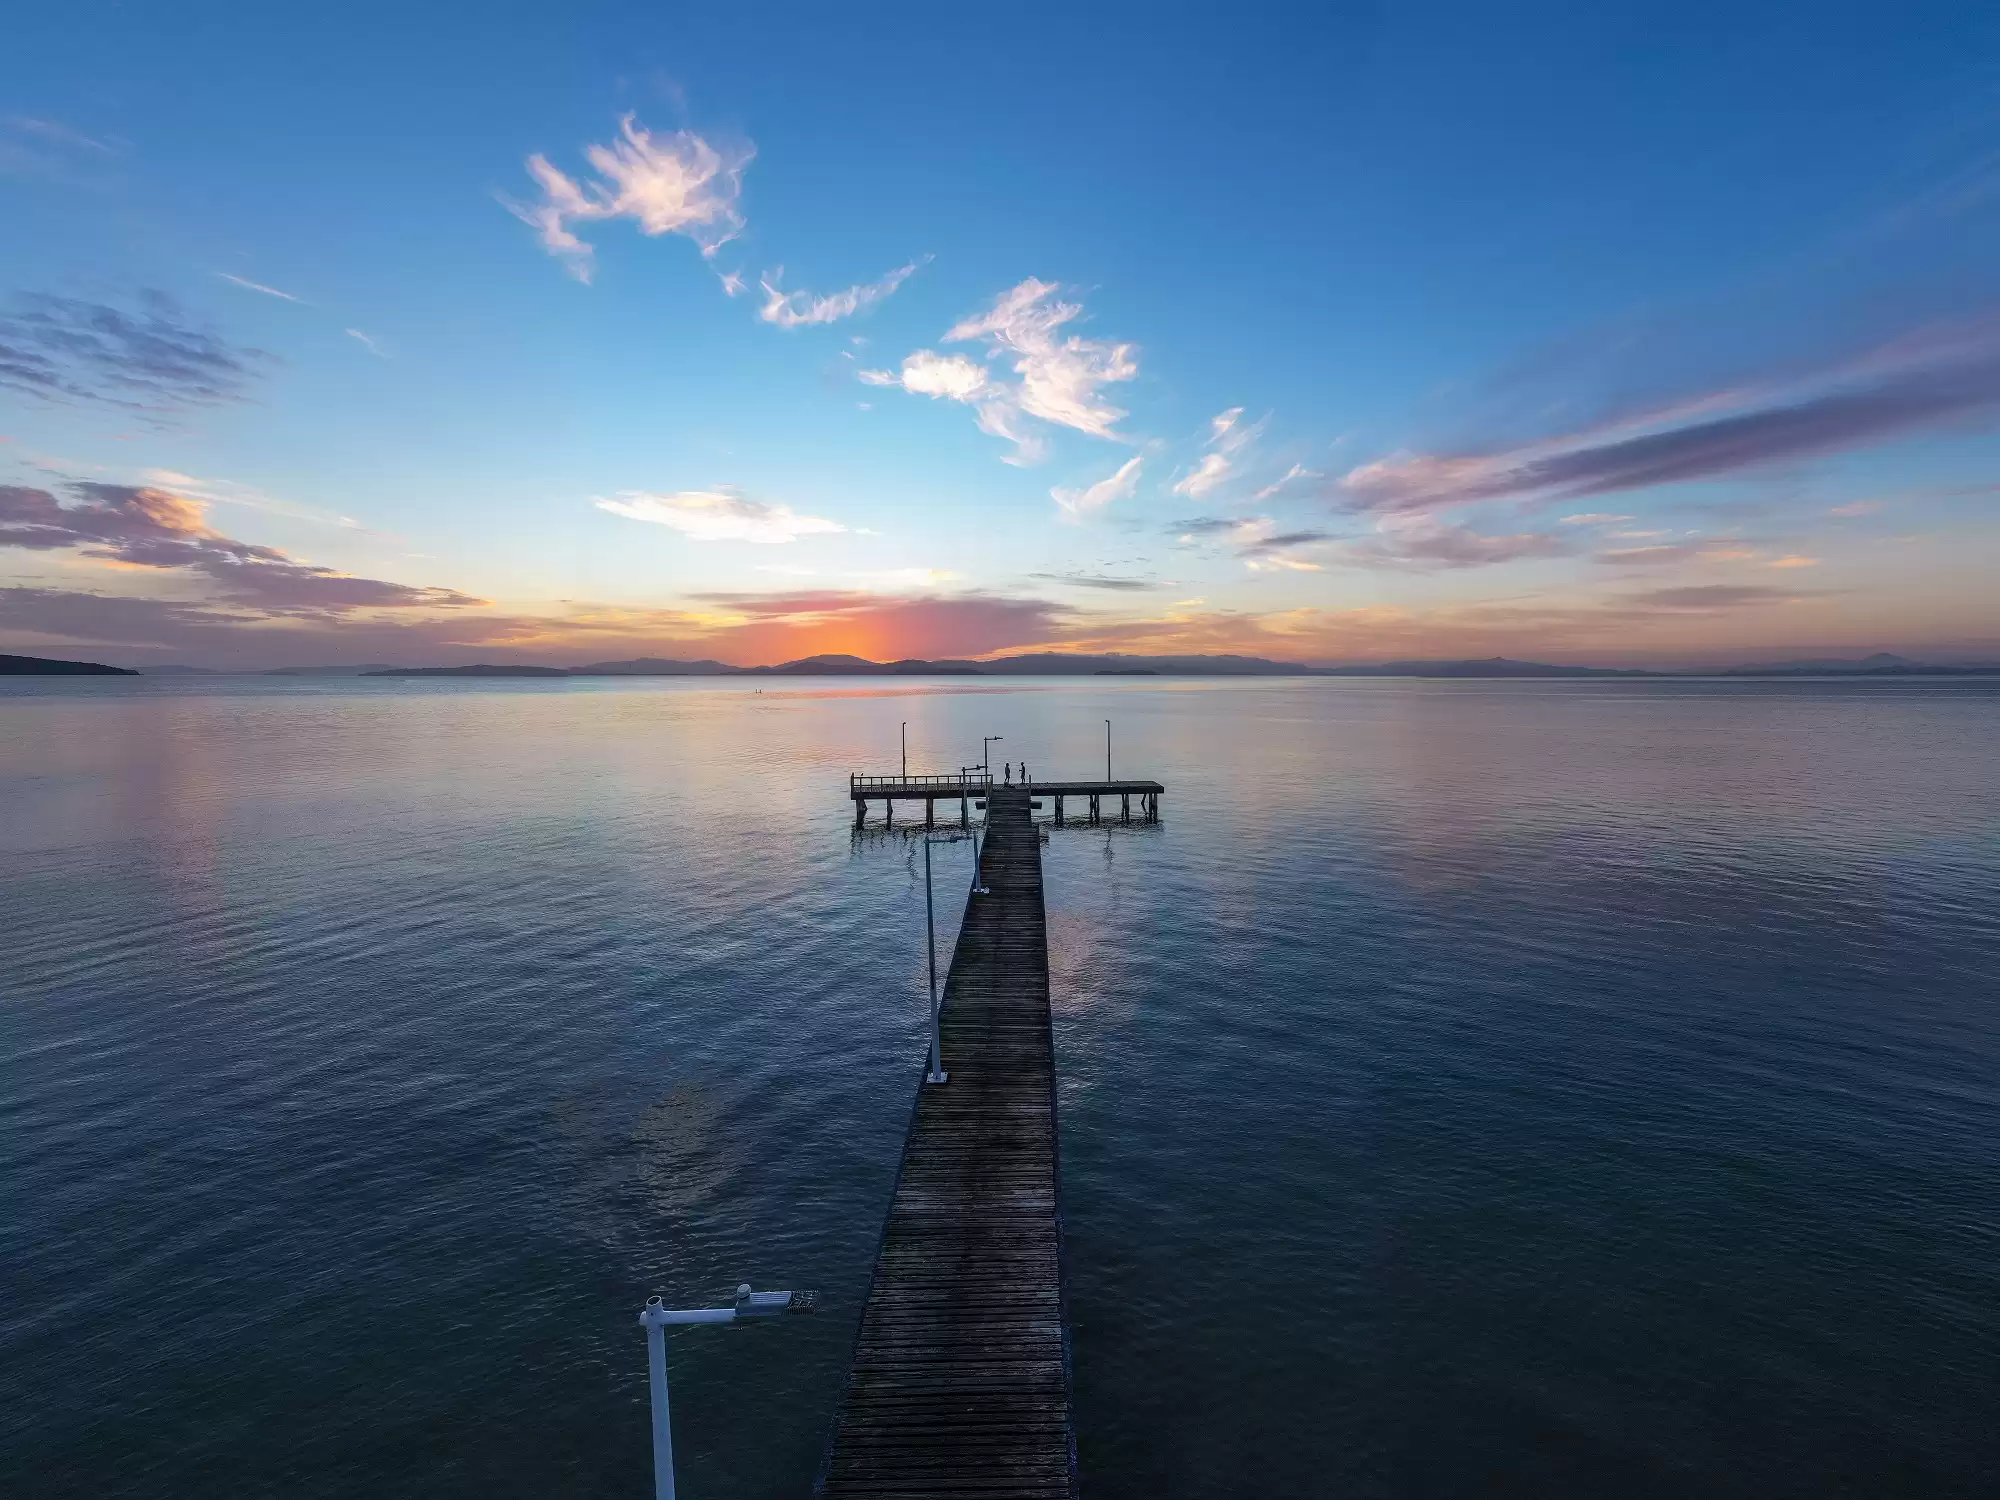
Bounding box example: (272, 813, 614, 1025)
(849, 772, 992, 790)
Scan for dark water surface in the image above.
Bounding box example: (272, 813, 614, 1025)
(4, 676, 1997, 1498)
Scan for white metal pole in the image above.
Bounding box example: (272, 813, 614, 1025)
(901, 721, 907, 779)
(1105, 719, 1111, 782)
(635, 1286, 815, 1495)
(642, 1300, 676, 1500)
(924, 840, 947, 1083)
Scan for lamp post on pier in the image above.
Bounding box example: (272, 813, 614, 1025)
(969, 821, 989, 897)
(922, 837, 950, 1084)
(900, 721, 907, 779)
(970, 739, 1000, 896)
(1105, 719, 1112, 782)
(638, 1283, 818, 1500)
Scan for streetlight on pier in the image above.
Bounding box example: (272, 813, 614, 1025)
(971, 739, 1000, 896)
(968, 822, 990, 898)
(638, 1283, 818, 1500)
(921, 836, 953, 1084)
(1105, 719, 1112, 782)
(901, 720, 907, 779)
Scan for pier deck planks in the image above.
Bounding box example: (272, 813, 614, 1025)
(819, 786, 1078, 1498)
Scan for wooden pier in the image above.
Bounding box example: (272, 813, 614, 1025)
(852, 773, 1164, 829)
(819, 784, 1080, 1497)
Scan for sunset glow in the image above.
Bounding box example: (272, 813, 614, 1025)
(4, 9, 1997, 669)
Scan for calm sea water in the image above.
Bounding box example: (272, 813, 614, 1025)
(3, 675, 1997, 1498)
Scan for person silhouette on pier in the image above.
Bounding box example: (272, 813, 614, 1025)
(1022, 762, 1030, 784)
(1004, 762, 1013, 785)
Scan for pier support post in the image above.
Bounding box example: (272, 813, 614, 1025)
(961, 794, 968, 828)
(926, 798, 934, 829)
(855, 798, 865, 830)
(886, 799, 893, 828)
(1055, 795, 1063, 826)
(1089, 793, 1100, 825)
(1121, 793, 1130, 824)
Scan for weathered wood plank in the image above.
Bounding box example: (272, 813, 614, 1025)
(818, 786, 1078, 1498)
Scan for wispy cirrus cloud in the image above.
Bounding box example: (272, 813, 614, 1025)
(758, 257, 928, 328)
(7, 116, 113, 153)
(345, 329, 389, 358)
(595, 488, 845, 543)
(0, 481, 481, 611)
(1342, 315, 2000, 513)
(1052, 456, 1143, 522)
(1173, 407, 1265, 500)
(863, 279, 1137, 463)
(216, 272, 305, 304)
(1028, 571, 1160, 591)
(1327, 514, 1568, 572)
(507, 114, 753, 283)
(140, 470, 362, 530)
(1, 116, 119, 178)
(1251, 462, 1317, 503)
(1173, 456, 1224, 499)
(0, 291, 270, 414)
(1173, 509, 1562, 573)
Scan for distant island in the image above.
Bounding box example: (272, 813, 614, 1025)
(265, 663, 399, 677)
(1, 652, 138, 676)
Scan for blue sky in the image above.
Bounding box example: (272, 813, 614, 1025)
(4, 0, 1998, 666)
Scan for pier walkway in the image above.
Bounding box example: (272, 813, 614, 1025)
(818, 785, 1079, 1497)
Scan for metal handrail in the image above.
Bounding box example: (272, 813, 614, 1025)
(850, 772, 992, 789)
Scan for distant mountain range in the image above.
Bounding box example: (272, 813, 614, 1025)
(348, 651, 2000, 678)
(1314, 657, 1655, 678)
(8, 649, 1998, 678)
(355, 652, 1643, 677)
(1713, 652, 2000, 676)
(352, 652, 1993, 679)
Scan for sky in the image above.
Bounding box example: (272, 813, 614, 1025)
(3, 0, 1999, 669)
